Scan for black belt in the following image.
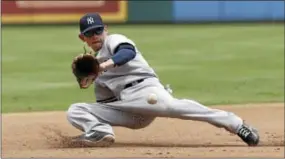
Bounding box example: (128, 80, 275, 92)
(124, 79, 144, 89)
(97, 96, 118, 103)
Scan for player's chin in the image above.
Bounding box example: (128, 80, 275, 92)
(91, 42, 102, 51)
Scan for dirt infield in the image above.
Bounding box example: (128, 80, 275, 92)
(2, 103, 284, 158)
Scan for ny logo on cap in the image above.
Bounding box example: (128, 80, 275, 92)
(87, 17, 95, 24)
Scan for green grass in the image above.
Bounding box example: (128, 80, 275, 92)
(2, 24, 284, 113)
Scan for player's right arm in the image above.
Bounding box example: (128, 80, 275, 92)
(100, 44, 136, 71)
(99, 34, 137, 72)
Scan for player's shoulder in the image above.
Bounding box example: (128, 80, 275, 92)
(106, 33, 136, 46)
(107, 33, 129, 40)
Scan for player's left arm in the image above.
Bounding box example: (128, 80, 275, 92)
(100, 43, 136, 71)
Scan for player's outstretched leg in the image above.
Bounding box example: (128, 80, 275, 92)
(143, 80, 260, 146)
(108, 77, 259, 146)
(66, 102, 155, 147)
(166, 98, 260, 146)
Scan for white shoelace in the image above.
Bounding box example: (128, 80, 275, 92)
(239, 127, 251, 138)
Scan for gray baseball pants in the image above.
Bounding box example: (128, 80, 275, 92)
(67, 77, 243, 136)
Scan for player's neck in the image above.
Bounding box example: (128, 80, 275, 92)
(94, 51, 99, 57)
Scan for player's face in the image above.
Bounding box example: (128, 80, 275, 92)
(82, 26, 107, 52)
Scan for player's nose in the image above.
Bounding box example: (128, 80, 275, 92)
(90, 34, 100, 40)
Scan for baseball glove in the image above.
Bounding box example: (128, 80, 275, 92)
(72, 52, 100, 89)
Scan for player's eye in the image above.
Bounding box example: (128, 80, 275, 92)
(94, 27, 104, 35)
(84, 31, 93, 38)
(84, 27, 104, 37)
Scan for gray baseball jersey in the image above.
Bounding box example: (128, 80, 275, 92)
(95, 34, 157, 99)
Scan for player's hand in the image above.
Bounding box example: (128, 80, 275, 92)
(79, 75, 97, 89)
(99, 59, 116, 72)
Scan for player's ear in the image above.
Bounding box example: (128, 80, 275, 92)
(104, 25, 108, 31)
(78, 34, 85, 42)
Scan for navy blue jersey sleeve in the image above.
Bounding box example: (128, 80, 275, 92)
(111, 43, 136, 66)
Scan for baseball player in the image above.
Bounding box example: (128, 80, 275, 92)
(67, 13, 259, 147)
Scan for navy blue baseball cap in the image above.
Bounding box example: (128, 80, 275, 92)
(79, 13, 104, 34)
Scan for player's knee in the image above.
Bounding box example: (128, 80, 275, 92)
(66, 103, 88, 132)
(66, 103, 86, 121)
(130, 116, 155, 129)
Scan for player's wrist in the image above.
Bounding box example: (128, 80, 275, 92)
(100, 59, 115, 71)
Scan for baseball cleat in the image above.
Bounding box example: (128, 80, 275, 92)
(71, 131, 115, 147)
(237, 123, 259, 146)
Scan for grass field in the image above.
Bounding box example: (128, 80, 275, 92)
(2, 24, 284, 113)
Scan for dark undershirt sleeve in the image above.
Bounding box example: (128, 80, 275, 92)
(111, 43, 136, 66)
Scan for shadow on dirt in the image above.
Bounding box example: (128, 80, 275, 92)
(112, 141, 284, 148)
